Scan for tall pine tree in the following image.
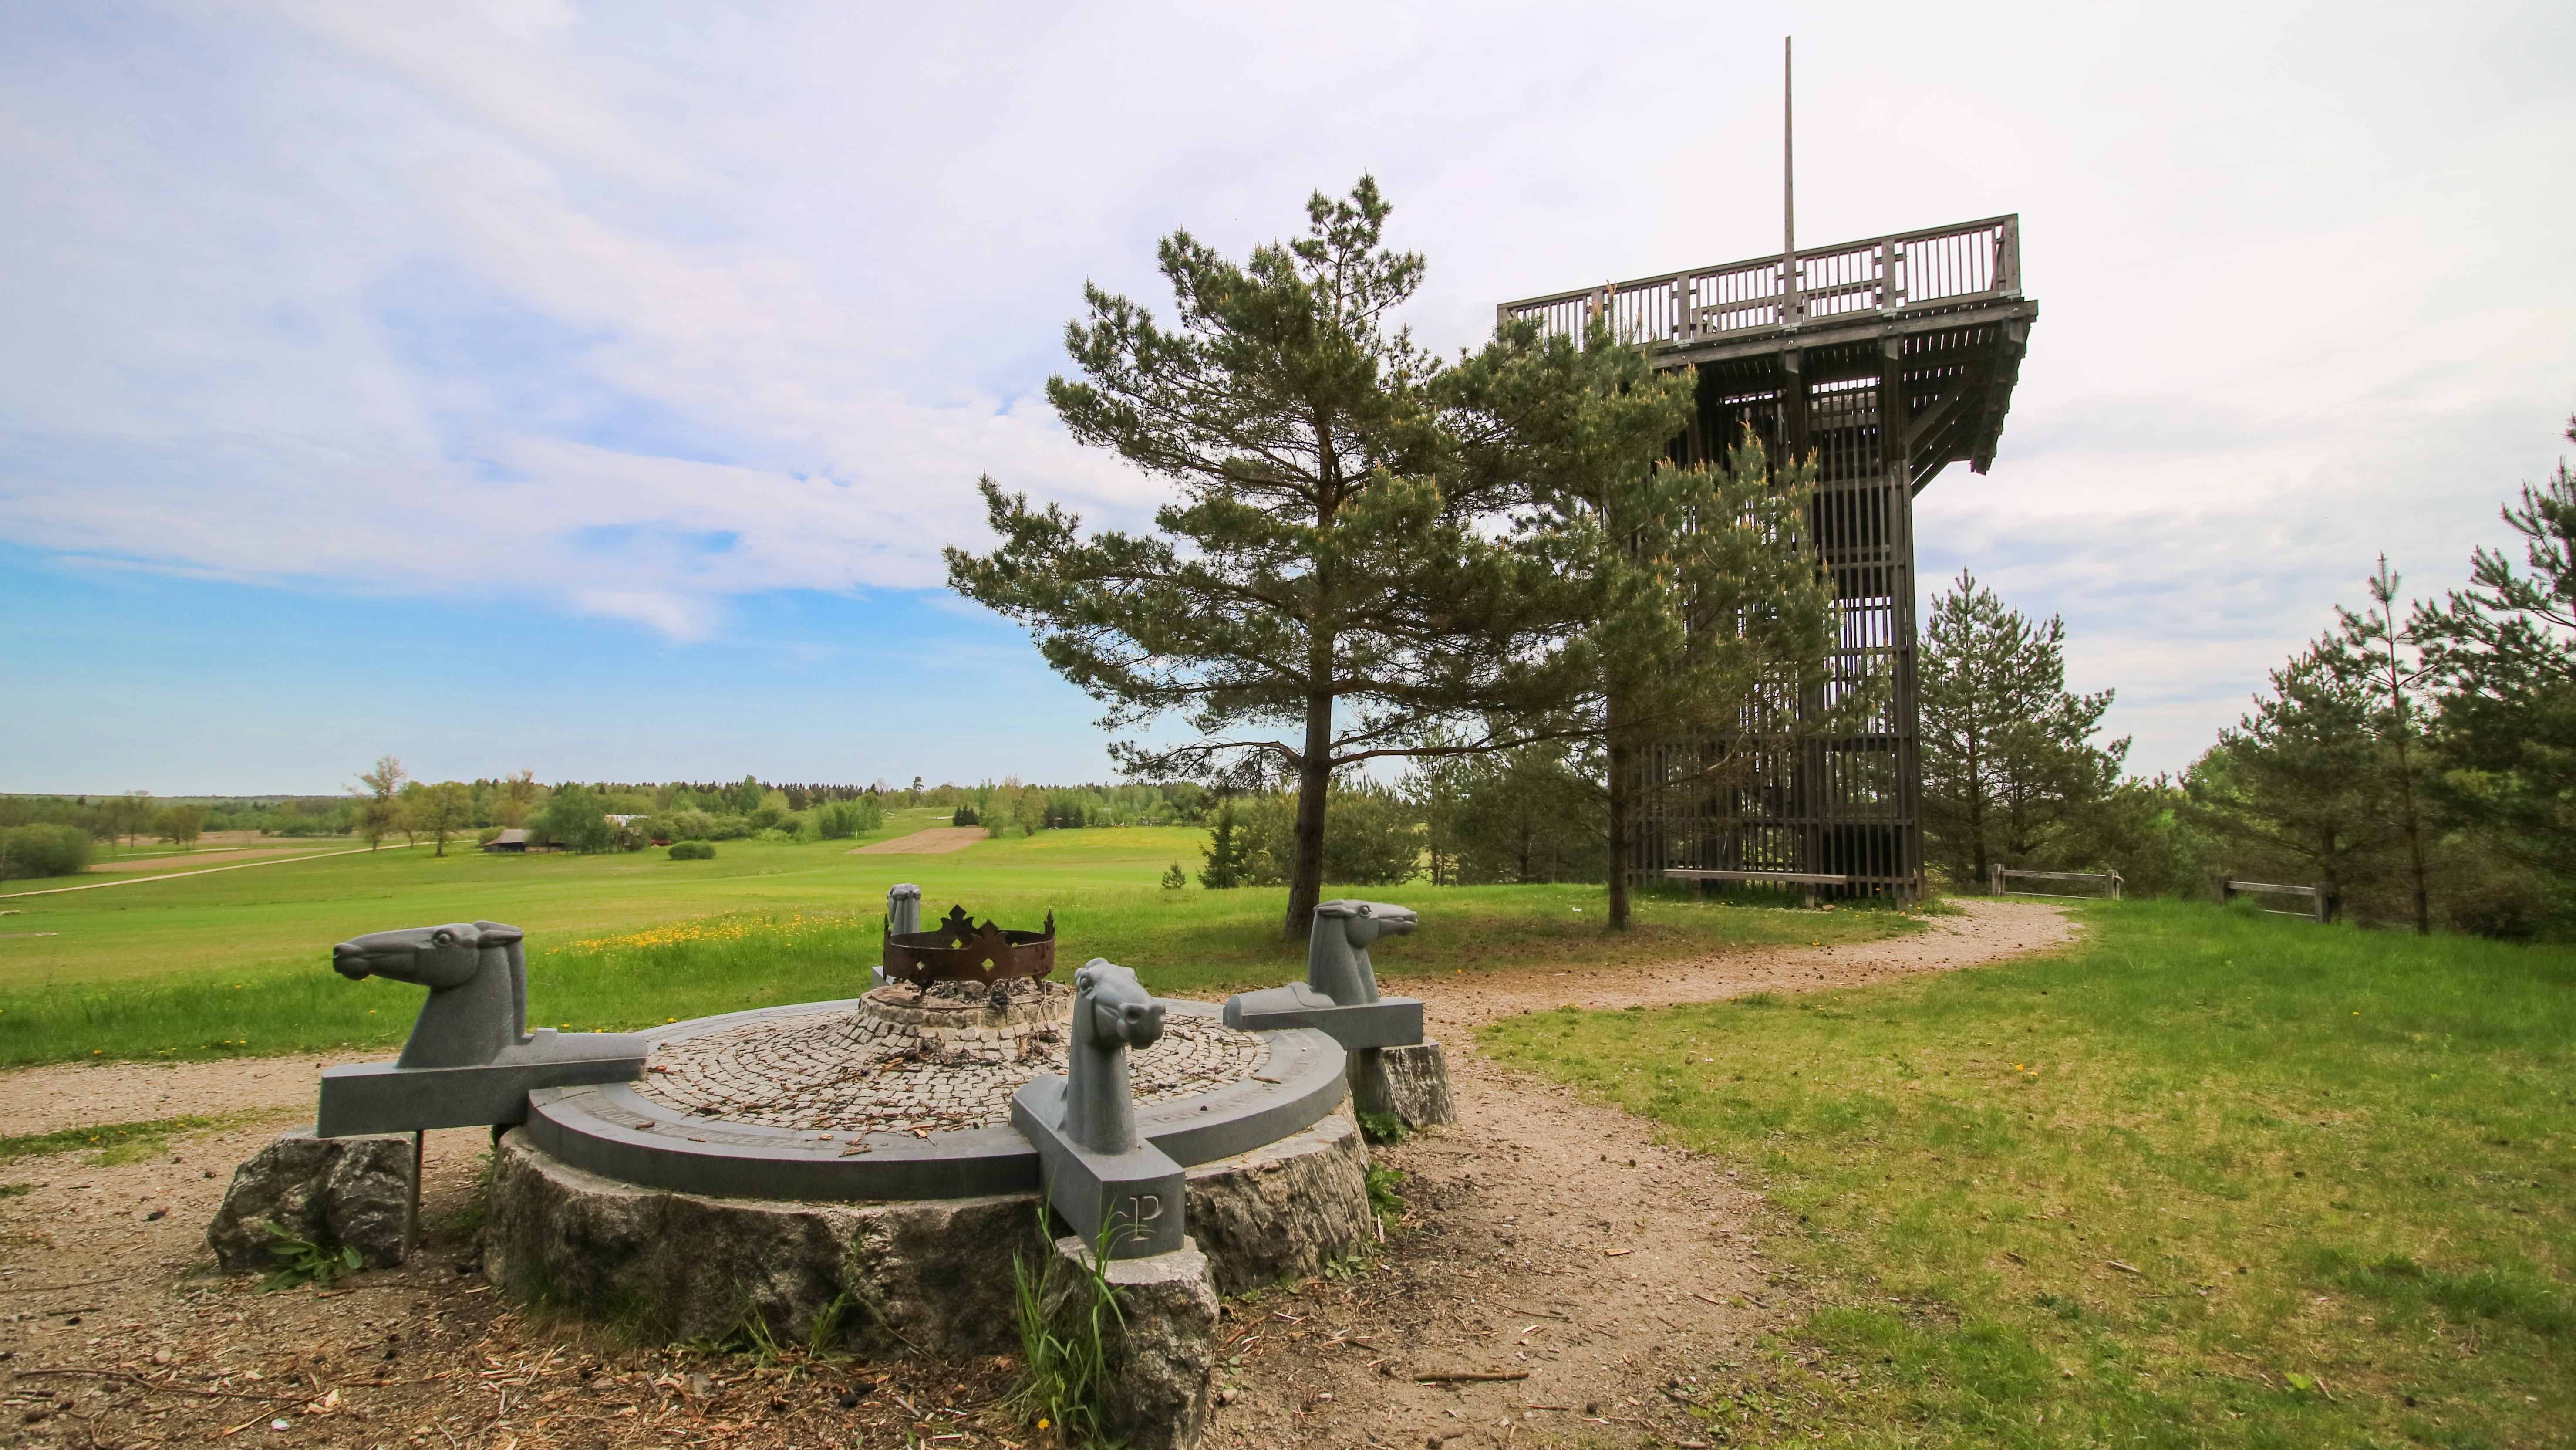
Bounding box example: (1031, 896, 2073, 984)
(2326, 557, 2434, 933)
(947, 179, 1554, 936)
(2415, 416, 2576, 885)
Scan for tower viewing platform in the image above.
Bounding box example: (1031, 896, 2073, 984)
(1498, 215, 2038, 899)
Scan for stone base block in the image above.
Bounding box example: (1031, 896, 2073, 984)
(1183, 1112, 1373, 1296)
(208, 1127, 418, 1274)
(1349, 1042, 1456, 1130)
(1044, 1237, 1217, 1450)
(482, 1112, 1372, 1356)
(1013, 1075, 1187, 1258)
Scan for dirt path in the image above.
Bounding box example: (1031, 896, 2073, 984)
(848, 827, 988, 855)
(1204, 899, 2076, 1449)
(82, 842, 351, 872)
(0, 900, 2072, 1450)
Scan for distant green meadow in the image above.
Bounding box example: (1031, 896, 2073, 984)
(1484, 900, 2576, 1449)
(0, 809, 1913, 1067)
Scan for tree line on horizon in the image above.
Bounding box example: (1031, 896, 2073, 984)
(0, 771, 1230, 880)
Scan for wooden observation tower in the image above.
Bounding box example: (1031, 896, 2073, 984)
(1497, 216, 2037, 899)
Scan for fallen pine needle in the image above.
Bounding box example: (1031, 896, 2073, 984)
(1690, 1291, 1727, 1307)
(2107, 1261, 2141, 1274)
(13, 1367, 280, 1403)
(1413, 1371, 1529, 1383)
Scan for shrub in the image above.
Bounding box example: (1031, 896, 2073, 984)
(0, 824, 92, 881)
(1234, 786, 1423, 887)
(667, 841, 716, 861)
(952, 805, 981, 828)
(814, 798, 882, 840)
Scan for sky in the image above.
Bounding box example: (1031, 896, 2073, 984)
(3, 0, 2572, 794)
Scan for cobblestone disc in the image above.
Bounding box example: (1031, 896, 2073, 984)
(635, 1007, 1271, 1138)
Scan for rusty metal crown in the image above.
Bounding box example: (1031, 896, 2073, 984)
(881, 904, 1057, 987)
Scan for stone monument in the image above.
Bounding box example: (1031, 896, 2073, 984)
(1224, 900, 1454, 1129)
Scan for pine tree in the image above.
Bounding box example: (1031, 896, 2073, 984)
(1919, 573, 2126, 886)
(948, 179, 1552, 936)
(1442, 322, 1844, 926)
(2324, 557, 2434, 933)
(2186, 646, 2387, 909)
(2414, 416, 2576, 883)
(1197, 801, 1249, 890)
(1435, 742, 1602, 886)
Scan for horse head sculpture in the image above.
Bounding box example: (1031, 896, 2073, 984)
(1306, 899, 1418, 1006)
(332, 921, 529, 1070)
(1061, 959, 1164, 1155)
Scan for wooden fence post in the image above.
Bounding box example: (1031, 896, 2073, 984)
(1989, 863, 2005, 896)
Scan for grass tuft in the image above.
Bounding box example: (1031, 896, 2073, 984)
(0, 1112, 273, 1166)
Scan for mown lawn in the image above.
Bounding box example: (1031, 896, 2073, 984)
(0, 811, 1915, 1066)
(1480, 900, 2575, 1449)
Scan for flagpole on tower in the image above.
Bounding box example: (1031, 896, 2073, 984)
(1783, 35, 1798, 327)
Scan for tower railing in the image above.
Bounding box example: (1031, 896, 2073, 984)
(1498, 216, 2021, 347)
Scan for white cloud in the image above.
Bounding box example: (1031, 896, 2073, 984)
(0, 0, 2572, 776)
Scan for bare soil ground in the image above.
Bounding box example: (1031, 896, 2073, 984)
(0, 901, 2071, 1450)
(78, 835, 365, 872)
(847, 828, 989, 856)
(83, 848, 339, 874)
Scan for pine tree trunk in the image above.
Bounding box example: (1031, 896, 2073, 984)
(1966, 758, 1988, 891)
(1605, 692, 1635, 931)
(2393, 736, 2431, 936)
(1285, 676, 1335, 940)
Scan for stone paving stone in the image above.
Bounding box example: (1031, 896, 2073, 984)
(635, 980, 1268, 1137)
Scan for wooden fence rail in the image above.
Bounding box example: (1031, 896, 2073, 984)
(1499, 215, 2021, 348)
(2220, 879, 2338, 924)
(1989, 865, 2123, 900)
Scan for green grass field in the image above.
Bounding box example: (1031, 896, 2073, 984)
(0, 810, 1915, 1067)
(1481, 900, 2575, 1449)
